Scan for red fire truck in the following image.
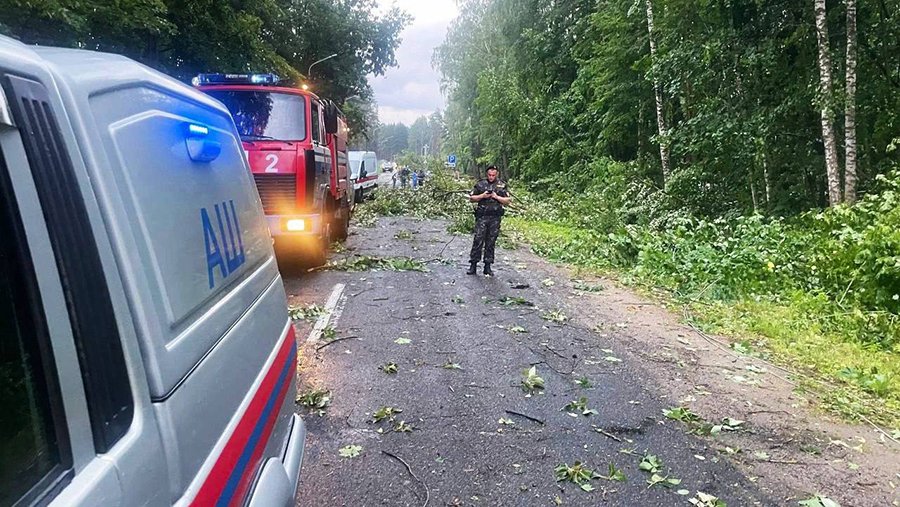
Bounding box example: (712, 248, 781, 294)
(195, 73, 351, 266)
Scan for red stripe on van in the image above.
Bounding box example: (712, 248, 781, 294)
(228, 356, 294, 505)
(191, 324, 297, 506)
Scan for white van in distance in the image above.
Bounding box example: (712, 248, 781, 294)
(349, 150, 379, 203)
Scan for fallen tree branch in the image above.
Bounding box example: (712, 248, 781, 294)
(530, 358, 578, 376)
(382, 450, 430, 507)
(594, 427, 623, 442)
(505, 409, 545, 426)
(315, 336, 358, 351)
(859, 412, 900, 446)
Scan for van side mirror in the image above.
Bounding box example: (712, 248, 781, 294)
(324, 101, 339, 134)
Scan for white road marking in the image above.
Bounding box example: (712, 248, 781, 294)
(308, 283, 346, 343)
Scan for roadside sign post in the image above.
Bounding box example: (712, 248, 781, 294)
(447, 154, 457, 168)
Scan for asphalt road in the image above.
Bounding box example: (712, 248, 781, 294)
(288, 216, 774, 506)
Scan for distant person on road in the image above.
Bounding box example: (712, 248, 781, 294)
(416, 168, 426, 188)
(400, 166, 410, 188)
(467, 165, 510, 277)
(412, 168, 419, 189)
(392, 168, 399, 188)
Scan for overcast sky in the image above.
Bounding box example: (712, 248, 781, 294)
(372, 1, 459, 125)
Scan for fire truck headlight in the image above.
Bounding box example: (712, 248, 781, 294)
(285, 219, 307, 232)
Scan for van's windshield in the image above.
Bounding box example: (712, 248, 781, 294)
(207, 90, 307, 142)
(349, 159, 363, 178)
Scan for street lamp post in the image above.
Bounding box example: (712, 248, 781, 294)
(308, 53, 338, 77)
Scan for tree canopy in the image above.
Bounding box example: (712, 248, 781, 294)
(0, 0, 410, 133)
(435, 0, 900, 218)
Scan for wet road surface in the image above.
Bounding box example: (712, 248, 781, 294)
(288, 217, 773, 506)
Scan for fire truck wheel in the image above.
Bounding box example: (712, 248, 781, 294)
(306, 222, 330, 267)
(333, 199, 350, 242)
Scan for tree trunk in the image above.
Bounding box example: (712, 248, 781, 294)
(813, 0, 843, 206)
(844, 0, 858, 203)
(750, 174, 760, 214)
(645, 0, 672, 183)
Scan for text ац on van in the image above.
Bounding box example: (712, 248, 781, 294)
(201, 200, 247, 289)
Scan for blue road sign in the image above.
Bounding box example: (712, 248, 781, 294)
(448, 154, 457, 167)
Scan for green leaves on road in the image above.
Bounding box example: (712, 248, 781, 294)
(562, 397, 598, 417)
(394, 337, 412, 345)
(572, 281, 604, 293)
(288, 304, 326, 322)
(339, 445, 362, 459)
(690, 492, 728, 507)
(638, 454, 663, 474)
(799, 495, 841, 507)
(599, 463, 627, 482)
(370, 406, 413, 434)
(554, 462, 599, 492)
(555, 462, 626, 493)
(663, 406, 702, 424)
(541, 310, 569, 324)
(371, 406, 402, 423)
(379, 362, 399, 374)
(638, 453, 681, 489)
(647, 473, 682, 489)
(327, 255, 428, 272)
(297, 388, 331, 416)
(521, 366, 545, 394)
(575, 376, 593, 388)
(709, 417, 744, 435)
(321, 326, 337, 342)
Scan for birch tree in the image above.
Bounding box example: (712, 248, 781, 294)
(645, 0, 672, 183)
(813, 0, 843, 205)
(844, 0, 858, 203)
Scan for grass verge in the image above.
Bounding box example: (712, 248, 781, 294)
(506, 216, 900, 429)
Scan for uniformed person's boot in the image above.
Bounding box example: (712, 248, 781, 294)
(466, 262, 478, 275)
(483, 263, 494, 277)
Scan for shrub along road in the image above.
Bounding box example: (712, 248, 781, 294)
(287, 217, 897, 506)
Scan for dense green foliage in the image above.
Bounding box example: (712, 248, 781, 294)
(436, 0, 900, 215)
(0, 0, 410, 133)
(510, 170, 900, 348)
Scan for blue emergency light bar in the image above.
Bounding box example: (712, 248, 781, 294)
(187, 124, 209, 136)
(192, 73, 282, 87)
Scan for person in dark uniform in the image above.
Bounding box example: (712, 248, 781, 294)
(467, 166, 511, 276)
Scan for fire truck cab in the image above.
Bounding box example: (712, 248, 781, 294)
(196, 74, 351, 266)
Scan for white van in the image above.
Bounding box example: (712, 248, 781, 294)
(348, 150, 379, 203)
(0, 37, 305, 506)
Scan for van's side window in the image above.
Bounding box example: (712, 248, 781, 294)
(311, 101, 322, 144)
(6, 74, 133, 452)
(0, 149, 72, 506)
